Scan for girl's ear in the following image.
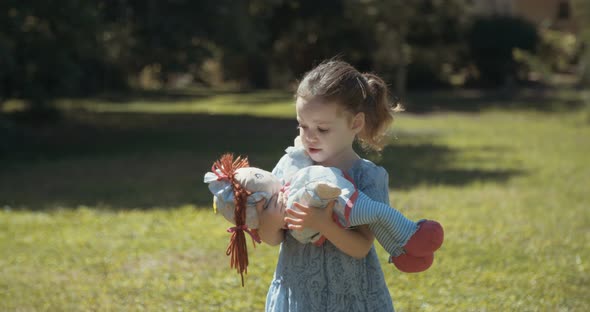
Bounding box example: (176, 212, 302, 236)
(351, 112, 365, 134)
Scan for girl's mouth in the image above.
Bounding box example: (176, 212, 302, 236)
(308, 148, 321, 154)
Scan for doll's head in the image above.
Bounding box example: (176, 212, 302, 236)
(204, 154, 281, 285)
(205, 155, 281, 230)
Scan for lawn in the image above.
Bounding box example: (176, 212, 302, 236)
(1, 90, 589, 311)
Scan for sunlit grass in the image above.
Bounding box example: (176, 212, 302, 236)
(0, 207, 277, 311)
(2, 90, 296, 118)
(1, 91, 589, 311)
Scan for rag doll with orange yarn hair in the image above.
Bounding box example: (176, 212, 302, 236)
(204, 149, 444, 285)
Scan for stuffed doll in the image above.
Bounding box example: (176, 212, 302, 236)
(204, 151, 444, 285)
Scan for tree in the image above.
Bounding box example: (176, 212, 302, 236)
(572, 0, 590, 86)
(266, 0, 376, 81)
(0, 1, 244, 115)
(346, 0, 471, 95)
(467, 16, 539, 87)
(0, 1, 107, 118)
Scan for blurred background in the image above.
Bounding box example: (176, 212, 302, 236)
(1, 0, 589, 108)
(1, 1, 589, 311)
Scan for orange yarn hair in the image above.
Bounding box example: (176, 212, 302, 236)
(211, 153, 259, 286)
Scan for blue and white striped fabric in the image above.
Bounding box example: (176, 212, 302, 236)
(350, 192, 418, 257)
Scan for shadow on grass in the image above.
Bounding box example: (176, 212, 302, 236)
(1, 110, 522, 210)
(93, 89, 219, 103)
(1, 111, 297, 210)
(375, 144, 523, 189)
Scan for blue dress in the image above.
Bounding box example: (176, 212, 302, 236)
(266, 158, 396, 312)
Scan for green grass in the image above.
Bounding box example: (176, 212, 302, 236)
(1, 90, 589, 311)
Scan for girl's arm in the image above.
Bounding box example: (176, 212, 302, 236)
(286, 202, 374, 259)
(256, 199, 285, 246)
(259, 150, 298, 245)
(317, 220, 374, 259)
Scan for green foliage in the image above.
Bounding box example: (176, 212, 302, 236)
(468, 16, 540, 86)
(537, 28, 579, 72)
(0, 1, 249, 108)
(1, 92, 589, 310)
(265, 0, 376, 79)
(572, 0, 590, 86)
(1, 0, 476, 109)
(0, 2, 106, 101)
(346, 0, 471, 90)
(513, 27, 580, 84)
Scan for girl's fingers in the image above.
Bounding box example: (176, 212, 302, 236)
(288, 224, 303, 231)
(284, 217, 302, 225)
(326, 200, 335, 213)
(286, 208, 306, 218)
(293, 202, 310, 212)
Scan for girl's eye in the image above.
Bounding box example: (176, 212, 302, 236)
(318, 128, 329, 133)
(297, 124, 307, 130)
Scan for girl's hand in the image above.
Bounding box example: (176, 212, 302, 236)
(284, 200, 335, 233)
(255, 197, 286, 246)
(256, 196, 287, 229)
(286, 200, 374, 259)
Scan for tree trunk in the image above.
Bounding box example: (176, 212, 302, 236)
(394, 25, 407, 97)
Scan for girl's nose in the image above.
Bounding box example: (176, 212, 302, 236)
(304, 131, 318, 143)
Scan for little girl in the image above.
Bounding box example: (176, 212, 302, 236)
(258, 60, 422, 311)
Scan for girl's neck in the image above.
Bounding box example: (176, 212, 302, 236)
(316, 148, 360, 172)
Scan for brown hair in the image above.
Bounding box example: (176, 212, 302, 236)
(296, 60, 403, 151)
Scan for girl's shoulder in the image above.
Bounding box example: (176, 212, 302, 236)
(348, 158, 390, 203)
(348, 158, 389, 187)
(349, 157, 387, 174)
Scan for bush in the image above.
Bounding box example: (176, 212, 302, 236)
(406, 60, 450, 90)
(468, 16, 539, 86)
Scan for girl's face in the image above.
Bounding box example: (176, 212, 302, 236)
(295, 97, 363, 166)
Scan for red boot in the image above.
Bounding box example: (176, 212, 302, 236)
(391, 220, 444, 273)
(391, 253, 434, 273)
(404, 220, 444, 257)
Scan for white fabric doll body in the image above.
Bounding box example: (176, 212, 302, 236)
(204, 157, 354, 245)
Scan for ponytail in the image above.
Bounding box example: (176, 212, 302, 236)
(357, 73, 404, 152)
(296, 59, 403, 152)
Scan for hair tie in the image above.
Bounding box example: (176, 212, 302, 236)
(227, 225, 262, 244)
(356, 76, 367, 100)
